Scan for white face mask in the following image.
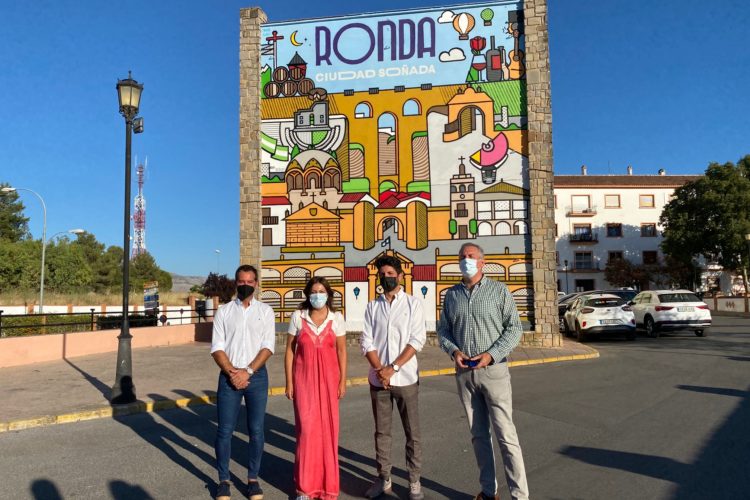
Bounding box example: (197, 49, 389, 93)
(459, 258, 479, 279)
(309, 292, 328, 310)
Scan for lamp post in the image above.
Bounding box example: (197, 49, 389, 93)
(112, 71, 144, 405)
(48, 228, 85, 243)
(745, 234, 750, 295)
(564, 259, 570, 294)
(1, 187, 47, 313)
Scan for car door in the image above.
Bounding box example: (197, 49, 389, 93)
(564, 298, 580, 330)
(631, 293, 646, 324)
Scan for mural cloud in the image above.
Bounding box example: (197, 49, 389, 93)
(437, 10, 456, 23)
(439, 47, 466, 62)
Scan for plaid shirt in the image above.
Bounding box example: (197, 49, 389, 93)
(437, 275, 523, 362)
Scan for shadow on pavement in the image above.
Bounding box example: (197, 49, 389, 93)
(559, 383, 750, 500)
(63, 358, 111, 400)
(30, 479, 63, 500)
(109, 480, 155, 499)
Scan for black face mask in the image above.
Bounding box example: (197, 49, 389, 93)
(380, 277, 399, 293)
(237, 285, 255, 301)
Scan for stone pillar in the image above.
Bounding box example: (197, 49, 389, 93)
(239, 7, 266, 280)
(525, 0, 560, 347)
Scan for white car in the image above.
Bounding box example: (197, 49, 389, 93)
(562, 293, 636, 342)
(630, 290, 712, 337)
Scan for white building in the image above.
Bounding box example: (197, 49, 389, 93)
(554, 168, 700, 292)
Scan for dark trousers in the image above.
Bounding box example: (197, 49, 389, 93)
(369, 382, 422, 483)
(215, 368, 269, 482)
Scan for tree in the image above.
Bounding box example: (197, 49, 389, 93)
(130, 253, 173, 293)
(200, 273, 236, 304)
(660, 155, 750, 293)
(0, 182, 30, 242)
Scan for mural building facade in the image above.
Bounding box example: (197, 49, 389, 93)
(242, 1, 557, 342)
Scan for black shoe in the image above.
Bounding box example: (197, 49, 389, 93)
(216, 481, 231, 500)
(247, 481, 264, 500)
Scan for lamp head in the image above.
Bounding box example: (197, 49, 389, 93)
(1, 187, 16, 193)
(69, 229, 85, 235)
(116, 71, 144, 120)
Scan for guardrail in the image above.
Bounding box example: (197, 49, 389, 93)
(0, 307, 217, 338)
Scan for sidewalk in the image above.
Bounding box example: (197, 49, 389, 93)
(0, 338, 597, 432)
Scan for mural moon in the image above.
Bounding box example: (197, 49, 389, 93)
(290, 31, 302, 46)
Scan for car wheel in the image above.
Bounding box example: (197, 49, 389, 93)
(576, 322, 586, 342)
(695, 329, 707, 337)
(645, 316, 659, 338)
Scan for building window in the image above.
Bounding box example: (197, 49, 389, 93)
(606, 223, 622, 237)
(571, 195, 591, 212)
(555, 224, 558, 237)
(477, 201, 492, 220)
(512, 200, 527, 219)
(641, 223, 657, 237)
(639, 194, 655, 208)
(608, 251, 623, 263)
(604, 194, 620, 208)
(574, 252, 593, 270)
(574, 224, 592, 236)
(643, 251, 658, 265)
(495, 200, 510, 219)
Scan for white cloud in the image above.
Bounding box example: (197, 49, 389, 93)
(437, 10, 455, 23)
(439, 47, 466, 62)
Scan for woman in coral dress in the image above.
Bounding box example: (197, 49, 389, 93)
(285, 277, 347, 500)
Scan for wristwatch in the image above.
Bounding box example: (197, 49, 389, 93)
(391, 363, 401, 373)
(246, 366, 255, 376)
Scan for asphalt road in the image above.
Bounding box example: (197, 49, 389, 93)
(1, 316, 748, 500)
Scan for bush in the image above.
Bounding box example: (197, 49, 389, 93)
(1, 314, 93, 337)
(96, 314, 158, 331)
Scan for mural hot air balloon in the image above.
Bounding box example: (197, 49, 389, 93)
(452, 12, 475, 40)
(470, 132, 509, 184)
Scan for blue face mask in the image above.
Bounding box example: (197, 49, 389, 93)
(459, 258, 479, 279)
(309, 292, 328, 310)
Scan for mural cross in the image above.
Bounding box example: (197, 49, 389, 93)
(265, 30, 284, 69)
(310, 192, 316, 204)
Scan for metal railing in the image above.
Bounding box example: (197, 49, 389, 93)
(569, 232, 599, 243)
(0, 306, 218, 338)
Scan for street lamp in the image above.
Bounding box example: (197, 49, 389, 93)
(1, 187, 47, 313)
(48, 228, 85, 243)
(563, 259, 570, 294)
(215, 249, 221, 274)
(112, 71, 144, 405)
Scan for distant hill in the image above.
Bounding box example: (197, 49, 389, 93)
(170, 273, 205, 292)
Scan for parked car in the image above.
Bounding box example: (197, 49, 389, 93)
(562, 293, 636, 341)
(630, 290, 712, 337)
(557, 289, 637, 332)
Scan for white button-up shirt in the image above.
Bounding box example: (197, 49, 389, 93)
(360, 289, 426, 387)
(288, 309, 347, 337)
(211, 298, 276, 368)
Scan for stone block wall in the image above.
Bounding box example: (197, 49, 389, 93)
(525, 0, 560, 347)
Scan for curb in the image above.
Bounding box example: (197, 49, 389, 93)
(0, 350, 598, 434)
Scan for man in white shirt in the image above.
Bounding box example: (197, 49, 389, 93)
(211, 265, 275, 500)
(360, 255, 427, 500)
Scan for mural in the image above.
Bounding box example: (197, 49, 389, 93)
(260, 1, 532, 330)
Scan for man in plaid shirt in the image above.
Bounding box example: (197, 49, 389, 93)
(438, 243, 529, 500)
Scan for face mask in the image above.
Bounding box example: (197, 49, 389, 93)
(380, 276, 400, 293)
(309, 292, 328, 310)
(236, 285, 255, 301)
(459, 258, 479, 279)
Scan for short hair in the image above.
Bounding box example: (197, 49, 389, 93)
(299, 276, 336, 312)
(374, 255, 404, 275)
(459, 242, 485, 259)
(235, 264, 258, 282)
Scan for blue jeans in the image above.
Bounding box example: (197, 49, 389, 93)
(215, 367, 268, 482)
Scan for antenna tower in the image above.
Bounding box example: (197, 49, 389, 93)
(132, 159, 148, 258)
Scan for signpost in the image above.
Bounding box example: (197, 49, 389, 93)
(143, 281, 159, 316)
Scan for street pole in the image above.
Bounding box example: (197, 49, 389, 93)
(564, 259, 569, 294)
(112, 72, 143, 405)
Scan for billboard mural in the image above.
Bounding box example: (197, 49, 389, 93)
(260, 1, 531, 330)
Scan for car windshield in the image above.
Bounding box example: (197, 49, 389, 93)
(586, 297, 625, 307)
(559, 293, 579, 304)
(659, 293, 701, 303)
(609, 290, 636, 301)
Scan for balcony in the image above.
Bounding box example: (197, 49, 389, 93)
(565, 205, 598, 217)
(454, 209, 469, 218)
(569, 232, 598, 244)
(262, 216, 279, 225)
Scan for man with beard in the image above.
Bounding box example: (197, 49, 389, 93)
(360, 255, 427, 500)
(211, 264, 275, 500)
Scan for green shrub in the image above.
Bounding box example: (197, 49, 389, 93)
(1, 314, 92, 337)
(96, 314, 158, 331)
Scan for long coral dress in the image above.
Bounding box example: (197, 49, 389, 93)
(293, 316, 341, 499)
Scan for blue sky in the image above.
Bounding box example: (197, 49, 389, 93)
(1, 0, 748, 277)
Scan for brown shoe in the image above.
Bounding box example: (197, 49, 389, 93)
(474, 493, 499, 500)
